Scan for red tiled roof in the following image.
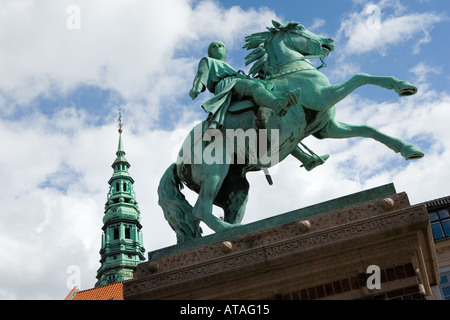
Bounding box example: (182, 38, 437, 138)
(65, 280, 132, 300)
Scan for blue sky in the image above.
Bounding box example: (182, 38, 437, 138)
(0, 0, 449, 299)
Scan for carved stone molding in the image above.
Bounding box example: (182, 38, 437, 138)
(124, 191, 438, 300)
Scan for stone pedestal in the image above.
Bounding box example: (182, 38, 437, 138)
(124, 184, 439, 300)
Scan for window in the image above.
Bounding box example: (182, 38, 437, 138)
(125, 227, 131, 239)
(439, 273, 450, 300)
(429, 209, 450, 241)
(113, 227, 119, 240)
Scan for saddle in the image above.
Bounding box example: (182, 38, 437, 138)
(227, 99, 256, 113)
(227, 99, 273, 131)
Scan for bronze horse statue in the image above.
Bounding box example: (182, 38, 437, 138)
(158, 21, 423, 243)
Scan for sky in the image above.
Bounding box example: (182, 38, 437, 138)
(0, 0, 449, 300)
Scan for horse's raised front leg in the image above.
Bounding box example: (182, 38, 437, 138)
(352, 73, 417, 96)
(192, 162, 240, 232)
(311, 74, 418, 112)
(319, 119, 424, 160)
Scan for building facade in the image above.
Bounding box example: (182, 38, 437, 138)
(124, 185, 440, 300)
(424, 196, 450, 300)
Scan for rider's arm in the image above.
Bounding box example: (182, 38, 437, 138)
(189, 58, 209, 99)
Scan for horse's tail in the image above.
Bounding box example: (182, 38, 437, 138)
(157, 163, 202, 244)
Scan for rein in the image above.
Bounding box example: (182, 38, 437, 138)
(266, 65, 317, 80)
(265, 30, 328, 80)
(266, 57, 325, 80)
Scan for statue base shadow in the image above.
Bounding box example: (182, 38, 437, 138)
(124, 183, 439, 300)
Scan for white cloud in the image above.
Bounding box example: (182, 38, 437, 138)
(0, 0, 278, 120)
(307, 18, 326, 31)
(336, 2, 445, 56)
(1, 0, 449, 300)
(0, 0, 281, 299)
(409, 62, 443, 84)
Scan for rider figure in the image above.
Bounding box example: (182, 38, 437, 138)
(190, 41, 328, 171)
(189, 41, 299, 130)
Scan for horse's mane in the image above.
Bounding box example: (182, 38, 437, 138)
(243, 20, 302, 79)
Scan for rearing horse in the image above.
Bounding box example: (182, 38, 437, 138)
(158, 20, 424, 244)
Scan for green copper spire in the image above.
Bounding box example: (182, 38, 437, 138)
(95, 110, 145, 287)
(116, 109, 126, 157)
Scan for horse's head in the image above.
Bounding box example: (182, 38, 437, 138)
(272, 21, 335, 58)
(244, 20, 335, 78)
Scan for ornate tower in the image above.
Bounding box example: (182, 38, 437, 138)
(95, 111, 145, 287)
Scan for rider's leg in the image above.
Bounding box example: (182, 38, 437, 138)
(233, 79, 300, 116)
(290, 145, 330, 171)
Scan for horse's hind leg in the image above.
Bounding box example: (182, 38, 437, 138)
(214, 165, 250, 224)
(318, 119, 424, 160)
(192, 162, 240, 232)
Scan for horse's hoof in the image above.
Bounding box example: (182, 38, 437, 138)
(302, 154, 330, 171)
(216, 222, 242, 232)
(400, 144, 424, 160)
(395, 80, 418, 97)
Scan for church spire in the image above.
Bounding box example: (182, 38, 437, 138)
(95, 109, 146, 288)
(116, 107, 125, 156)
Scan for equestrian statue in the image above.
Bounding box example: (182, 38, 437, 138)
(158, 20, 424, 244)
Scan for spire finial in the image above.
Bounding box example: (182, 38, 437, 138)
(118, 107, 123, 133)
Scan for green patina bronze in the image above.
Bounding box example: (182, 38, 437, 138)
(190, 40, 329, 171)
(96, 114, 146, 287)
(190, 40, 300, 128)
(158, 20, 424, 244)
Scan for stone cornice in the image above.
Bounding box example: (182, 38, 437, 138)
(124, 191, 438, 299)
